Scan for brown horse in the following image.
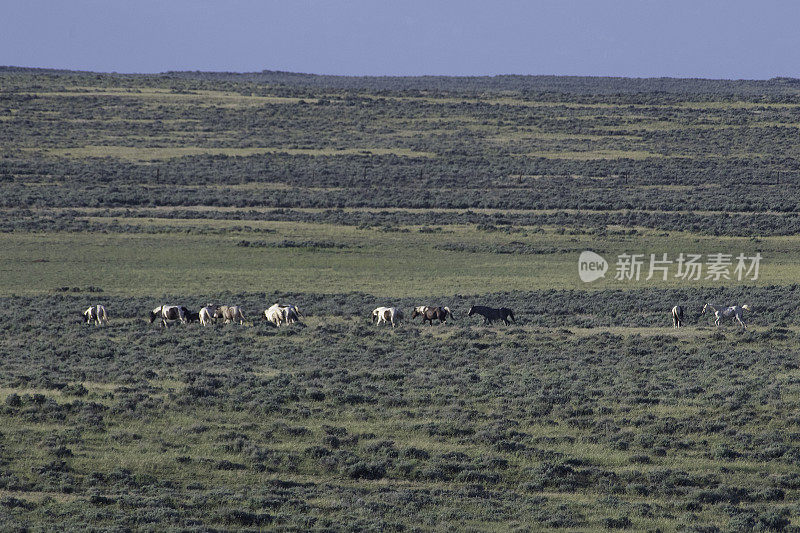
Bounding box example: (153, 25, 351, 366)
(411, 306, 455, 325)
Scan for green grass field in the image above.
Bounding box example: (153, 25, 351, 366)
(0, 219, 785, 296)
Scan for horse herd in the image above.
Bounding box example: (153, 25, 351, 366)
(82, 302, 751, 330)
(81, 303, 517, 328)
(673, 303, 752, 330)
(146, 304, 299, 327)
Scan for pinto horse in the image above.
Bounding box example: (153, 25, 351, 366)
(149, 305, 187, 327)
(411, 306, 455, 325)
(467, 305, 515, 325)
(702, 303, 751, 330)
(83, 305, 108, 325)
(372, 307, 404, 327)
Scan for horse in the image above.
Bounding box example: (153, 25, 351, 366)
(372, 307, 404, 327)
(263, 303, 300, 327)
(82, 305, 108, 325)
(467, 305, 515, 325)
(702, 303, 751, 329)
(279, 304, 302, 324)
(671, 305, 685, 328)
(199, 306, 215, 326)
(214, 305, 246, 325)
(149, 305, 187, 327)
(180, 306, 201, 323)
(411, 306, 455, 325)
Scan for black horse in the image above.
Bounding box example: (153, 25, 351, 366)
(467, 305, 515, 325)
(180, 306, 201, 323)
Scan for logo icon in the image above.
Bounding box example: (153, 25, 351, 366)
(579, 251, 608, 282)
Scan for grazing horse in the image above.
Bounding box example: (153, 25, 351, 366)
(82, 305, 108, 325)
(411, 306, 455, 325)
(372, 307, 404, 327)
(702, 303, 751, 330)
(149, 305, 187, 327)
(180, 306, 201, 323)
(214, 305, 246, 325)
(263, 303, 301, 327)
(467, 305, 515, 325)
(280, 304, 302, 324)
(671, 305, 685, 328)
(199, 306, 215, 327)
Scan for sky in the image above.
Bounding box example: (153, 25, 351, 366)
(3, 0, 800, 79)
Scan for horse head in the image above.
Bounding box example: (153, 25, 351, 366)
(148, 309, 159, 323)
(741, 304, 752, 311)
(467, 306, 475, 317)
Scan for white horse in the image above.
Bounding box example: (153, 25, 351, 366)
(372, 306, 404, 327)
(149, 305, 187, 327)
(671, 305, 684, 328)
(214, 305, 246, 325)
(83, 305, 108, 325)
(702, 303, 751, 329)
(199, 305, 215, 326)
(264, 303, 299, 327)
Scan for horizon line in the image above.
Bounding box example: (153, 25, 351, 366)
(2, 65, 798, 83)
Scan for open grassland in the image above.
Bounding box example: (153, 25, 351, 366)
(0, 221, 788, 296)
(3, 295, 800, 531)
(3, 69, 800, 530)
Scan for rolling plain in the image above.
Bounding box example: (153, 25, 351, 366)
(3, 69, 800, 530)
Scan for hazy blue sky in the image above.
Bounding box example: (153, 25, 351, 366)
(3, 0, 800, 79)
